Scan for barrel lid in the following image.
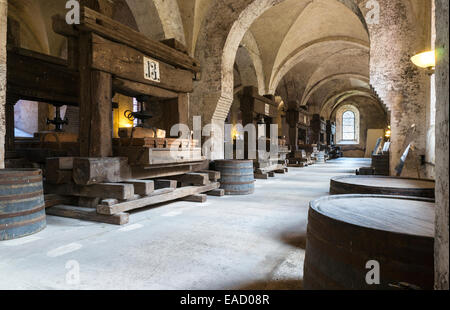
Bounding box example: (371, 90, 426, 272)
(331, 175, 435, 189)
(310, 194, 435, 238)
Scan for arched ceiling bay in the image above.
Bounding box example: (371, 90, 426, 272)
(235, 0, 374, 113)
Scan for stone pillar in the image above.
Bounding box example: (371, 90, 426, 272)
(0, 0, 7, 168)
(365, 0, 431, 177)
(434, 0, 449, 290)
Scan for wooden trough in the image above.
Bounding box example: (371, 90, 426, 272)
(304, 194, 435, 290)
(330, 175, 435, 199)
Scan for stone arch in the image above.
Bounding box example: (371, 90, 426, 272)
(320, 88, 383, 119)
(240, 31, 266, 95)
(300, 73, 370, 106)
(268, 38, 369, 94)
(193, 0, 370, 124)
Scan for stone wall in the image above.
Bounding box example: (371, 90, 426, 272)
(0, 0, 6, 168)
(434, 0, 449, 290)
(332, 97, 387, 157)
(358, 0, 431, 178)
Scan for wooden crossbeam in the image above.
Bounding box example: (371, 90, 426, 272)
(44, 183, 135, 200)
(206, 189, 225, 197)
(122, 180, 154, 196)
(47, 205, 129, 225)
(154, 179, 178, 189)
(77, 7, 200, 73)
(168, 173, 210, 186)
(97, 182, 220, 215)
(181, 194, 207, 203)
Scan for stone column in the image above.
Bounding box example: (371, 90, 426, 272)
(364, 0, 431, 177)
(434, 0, 449, 290)
(0, 0, 7, 168)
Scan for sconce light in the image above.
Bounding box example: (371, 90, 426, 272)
(411, 50, 436, 75)
(385, 125, 391, 139)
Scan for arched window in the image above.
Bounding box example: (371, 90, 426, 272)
(342, 110, 356, 141)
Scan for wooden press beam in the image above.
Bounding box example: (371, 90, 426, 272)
(78, 7, 200, 73)
(78, 31, 113, 157)
(7, 47, 79, 105)
(91, 34, 194, 93)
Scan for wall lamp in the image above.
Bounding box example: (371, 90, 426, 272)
(411, 50, 436, 75)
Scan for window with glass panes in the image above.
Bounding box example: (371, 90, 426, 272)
(342, 110, 355, 140)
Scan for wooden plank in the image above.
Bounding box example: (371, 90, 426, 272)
(168, 173, 209, 186)
(113, 77, 178, 99)
(97, 182, 220, 215)
(72, 157, 130, 185)
(254, 173, 269, 180)
(154, 179, 178, 189)
(114, 137, 197, 148)
(118, 127, 157, 139)
(44, 182, 135, 200)
(122, 179, 154, 196)
(46, 157, 75, 171)
(91, 34, 194, 93)
(206, 189, 225, 197)
(117, 147, 203, 165)
(78, 197, 101, 208)
(130, 160, 209, 179)
(181, 194, 207, 203)
(160, 38, 188, 54)
(199, 170, 221, 181)
(78, 7, 200, 72)
(6, 48, 78, 105)
(47, 205, 129, 225)
(46, 169, 73, 184)
(44, 194, 78, 208)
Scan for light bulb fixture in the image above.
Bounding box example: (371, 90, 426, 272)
(411, 50, 436, 75)
(385, 125, 391, 139)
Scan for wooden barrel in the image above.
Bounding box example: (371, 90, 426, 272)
(304, 195, 435, 290)
(0, 169, 46, 241)
(214, 160, 255, 195)
(330, 175, 435, 199)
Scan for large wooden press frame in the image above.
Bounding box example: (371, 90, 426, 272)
(55, 7, 200, 157)
(6, 7, 200, 158)
(240, 86, 278, 128)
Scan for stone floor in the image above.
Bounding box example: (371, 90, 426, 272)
(0, 158, 370, 290)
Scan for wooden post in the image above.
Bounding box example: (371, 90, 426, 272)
(89, 70, 112, 157)
(0, 0, 6, 167)
(5, 95, 17, 151)
(178, 93, 189, 128)
(78, 32, 113, 157)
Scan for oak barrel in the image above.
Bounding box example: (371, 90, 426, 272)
(0, 169, 46, 241)
(304, 195, 435, 290)
(214, 160, 255, 195)
(330, 175, 435, 199)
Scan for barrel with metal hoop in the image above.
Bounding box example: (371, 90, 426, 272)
(304, 194, 435, 290)
(0, 169, 47, 241)
(214, 160, 255, 195)
(330, 175, 435, 199)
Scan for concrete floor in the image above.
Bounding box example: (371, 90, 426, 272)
(0, 158, 370, 290)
